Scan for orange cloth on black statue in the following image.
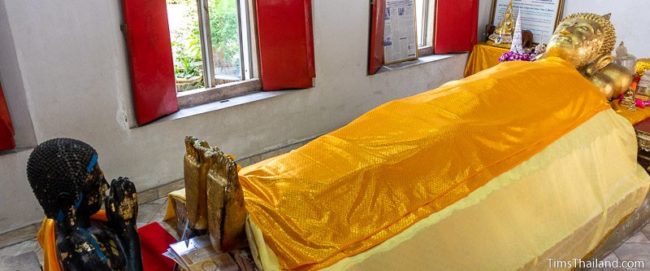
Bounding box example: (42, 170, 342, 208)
(37, 210, 108, 271)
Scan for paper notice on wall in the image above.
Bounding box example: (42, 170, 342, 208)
(384, 0, 417, 64)
(493, 0, 563, 44)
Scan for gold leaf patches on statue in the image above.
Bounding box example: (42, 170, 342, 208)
(180, 137, 248, 253)
(184, 136, 210, 231)
(119, 196, 137, 221)
(206, 148, 227, 252)
(205, 146, 247, 252)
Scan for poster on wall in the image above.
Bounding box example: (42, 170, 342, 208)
(490, 0, 565, 44)
(384, 0, 418, 64)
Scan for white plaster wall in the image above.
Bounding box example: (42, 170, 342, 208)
(563, 0, 650, 57)
(0, 0, 468, 233)
(478, 0, 494, 42)
(0, 0, 37, 149)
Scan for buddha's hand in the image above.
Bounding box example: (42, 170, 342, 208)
(105, 177, 138, 231)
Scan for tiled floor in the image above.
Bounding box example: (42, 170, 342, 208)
(1, 198, 649, 270)
(588, 230, 650, 271)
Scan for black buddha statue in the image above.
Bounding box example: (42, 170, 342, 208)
(27, 138, 142, 271)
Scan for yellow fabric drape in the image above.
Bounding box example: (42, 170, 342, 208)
(164, 188, 187, 221)
(239, 57, 610, 270)
(38, 219, 60, 271)
(37, 210, 108, 271)
(463, 43, 509, 77)
(615, 106, 650, 125)
(248, 110, 650, 270)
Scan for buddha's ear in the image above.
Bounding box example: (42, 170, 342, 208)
(587, 55, 613, 75)
(596, 55, 613, 70)
(55, 192, 78, 228)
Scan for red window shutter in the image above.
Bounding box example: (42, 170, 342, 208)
(368, 0, 385, 75)
(434, 0, 478, 54)
(0, 83, 15, 151)
(122, 0, 178, 125)
(255, 0, 315, 91)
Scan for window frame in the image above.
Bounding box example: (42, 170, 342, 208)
(416, 0, 434, 57)
(173, 0, 259, 107)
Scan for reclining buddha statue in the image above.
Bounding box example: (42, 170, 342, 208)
(187, 12, 637, 271)
(539, 13, 633, 99)
(27, 138, 142, 271)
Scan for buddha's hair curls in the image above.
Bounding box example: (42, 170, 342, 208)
(563, 13, 616, 56)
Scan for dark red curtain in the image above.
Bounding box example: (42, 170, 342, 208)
(122, 0, 179, 125)
(255, 0, 315, 90)
(368, 0, 385, 75)
(434, 0, 478, 54)
(0, 83, 15, 151)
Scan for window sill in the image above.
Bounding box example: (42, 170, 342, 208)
(377, 54, 459, 74)
(177, 79, 261, 109)
(157, 90, 295, 123)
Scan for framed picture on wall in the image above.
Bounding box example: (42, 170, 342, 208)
(489, 0, 565, 44)
(384, 0, 418, 64)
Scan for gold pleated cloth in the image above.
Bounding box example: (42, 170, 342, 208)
(239, 57, 610, 270)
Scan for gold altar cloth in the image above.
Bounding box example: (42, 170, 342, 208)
(615, 106, 650, 125)
(239, 57, 610, 270)
(463, 43, 509, 77)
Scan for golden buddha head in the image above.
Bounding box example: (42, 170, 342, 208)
(545, 13, 616, 73)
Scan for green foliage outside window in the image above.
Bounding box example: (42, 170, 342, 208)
(208, 0, 241, 70)
(168, 0, 241, 91)
(172, 26, 203, 79)
(168, 0, 204, 90)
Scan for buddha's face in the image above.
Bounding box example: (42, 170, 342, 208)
(77, 163, 109, 216)
(546, 17, 605, 68)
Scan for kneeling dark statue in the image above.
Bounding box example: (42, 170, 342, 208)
(27, 138, 143, 271)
